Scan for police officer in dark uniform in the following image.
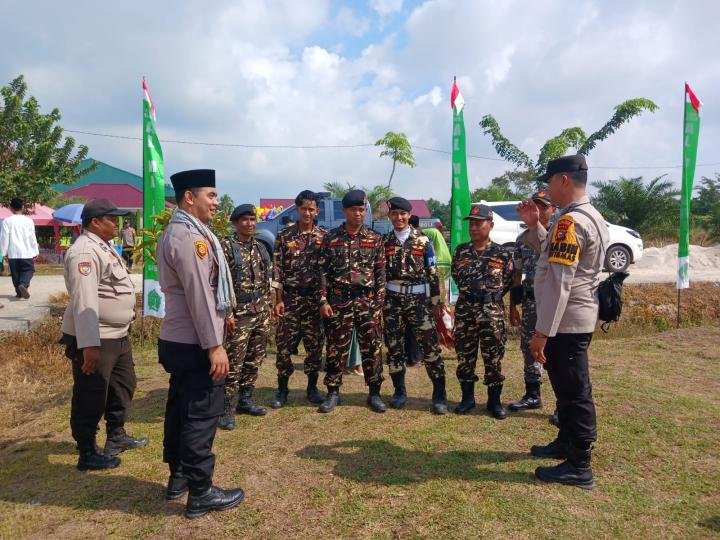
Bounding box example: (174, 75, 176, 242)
(157, 169, 244, 518)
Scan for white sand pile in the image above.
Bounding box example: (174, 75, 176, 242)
(635, 244, 720, 271)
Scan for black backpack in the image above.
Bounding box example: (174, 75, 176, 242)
(568, 208, 628, 332)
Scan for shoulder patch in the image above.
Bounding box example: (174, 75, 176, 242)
(548, 215, 580, 266)
(194, 240, 209, 260)
(77, 261, 92, 276)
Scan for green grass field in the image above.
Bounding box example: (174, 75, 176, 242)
(1, 309, 719, 538)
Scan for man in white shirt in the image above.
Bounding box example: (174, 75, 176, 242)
(0, 198, 40, 299)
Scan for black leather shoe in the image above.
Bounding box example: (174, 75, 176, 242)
(530, 437, 568, 459)
(486, 385, 507, 420)
(366, 384, 387, 413)
(185, 485, 245, 519)
(430, 376, 448, 415)
(236, 388, 267, 416)
(454, 381, 476, 415)
(218, 395, 237, 431)
(306, 372, 324, 404)
(103, 429, 149, 456)
(509, 382, 542, 411)
(549, 409, 560, 427)
(389, 371, 407, 409)
(18, 284, 30, 299)
(167, 475, 189, 500)
(535, 445, 595, 490)
(318, 388, 340, 413)
(78, 446, 121, 471)
(271, 376, 290, 409)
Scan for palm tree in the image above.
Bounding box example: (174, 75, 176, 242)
(322, 181, 394, 218)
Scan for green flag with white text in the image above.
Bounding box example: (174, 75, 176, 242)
(677, 83, 702, 289)
(142, 78, 166, 317)
(450, 78, 471, 256)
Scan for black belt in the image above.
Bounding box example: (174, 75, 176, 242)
(330, 286, 373, 301)
(459, 290, 503, 304)
(284, 285, 318, 297)
(236, 290, 263, 303)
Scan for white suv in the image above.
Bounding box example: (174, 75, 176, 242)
(481, 200, 644, 273)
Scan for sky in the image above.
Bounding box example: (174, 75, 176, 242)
(1, 0, 718, 206)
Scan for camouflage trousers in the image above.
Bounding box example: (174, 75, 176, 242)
(383, 291, 444, 380)
(454, 299, 506, 387)
(224, 309, 270, 398)
(275, 293, 325, 377)
(324, 296, 383, 388)
(520, 296, 543, 385)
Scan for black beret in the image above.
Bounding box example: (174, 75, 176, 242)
(230, 204, 256, 221)
(537, 154, 588, 183)
(342, 189, 366, 208)
(81, 198, 129, 220)
(170, 169, 216, 192)
(463, 203, 493, 221)
(387, 196, 412, 212)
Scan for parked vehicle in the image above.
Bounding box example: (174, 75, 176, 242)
(480, 200, 644, 273)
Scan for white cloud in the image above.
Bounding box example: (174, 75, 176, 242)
(369, 0, 404, 16)
(413, 86, 442, 107)
(335, 7, 370, 37)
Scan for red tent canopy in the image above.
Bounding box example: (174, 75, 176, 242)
(0, 204, 71, 226)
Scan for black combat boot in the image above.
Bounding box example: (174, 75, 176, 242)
(486, 384, 507, 420)
(430, 376, 448, 415)
(236, 387, 267, 416)
(218, 394, 237, 430)
(77, 442, 121, 471)
(389, 371, 407, 409)
(185, 485, 245, 519)
(534, 444, 595, 490)
(270, 376, 290, 409)
(454, 381, 476, 414)
(549, 408, 560, 427)
(103, 427, 149, 456)
(366, 384, 387, 413)
(306, 372, 324, 404)
(318, 387, 340, 413)
(166, 464, 188, 501)
(531, 436, 569, 459)
(509, 382, 542, 411)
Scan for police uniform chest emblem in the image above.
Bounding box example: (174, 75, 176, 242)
(194, 240, 209, 259)
(78, 261, 92, 276)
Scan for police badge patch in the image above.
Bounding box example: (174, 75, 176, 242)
(78, 261, 92, 276)
(194, 240, 208, 259)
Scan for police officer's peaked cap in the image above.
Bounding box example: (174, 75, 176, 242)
(342, 189, 367, 208)
(170, 169, 216, 192)
(463, 203, 493, 221)
(81, 198, 129, 220)
(537, 154, 588, 183)
(230, 204, 256, 221)
(387, 197, 412, 212)
(531, 190, 553, 206)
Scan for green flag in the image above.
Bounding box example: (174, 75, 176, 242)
(142, 77, 166, 317)
(677, 82, 702, 289)
(450, 78, 471, 255)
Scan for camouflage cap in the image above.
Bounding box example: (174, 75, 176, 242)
(463, 204, 493, 221)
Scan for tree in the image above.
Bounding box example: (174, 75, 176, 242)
(693, 174, 720, 216)
(0, 75, 95, 206)
(218, 194, 235, 215)
(427, 198, 450, 228)
(322, 180, 357, 198)
(374, 131, 416, 188)
(590, 175, 679, 235)
(322, 180, 393, 218)
(479, 98, 658, 187)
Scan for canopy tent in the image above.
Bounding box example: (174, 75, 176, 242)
(0, 204, 72, 226)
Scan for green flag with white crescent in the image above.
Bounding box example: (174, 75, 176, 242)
(142, 78, 166, 317)
(677, 82, 702, 289)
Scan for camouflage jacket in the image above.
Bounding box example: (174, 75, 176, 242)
(513, 239, 540, 291)
(273, 223, 326, 295)
(318, 223, 386, 305)
(383, 226, 441, 304)
(451, 241, 513, 300)
(221, 233, 273, 316)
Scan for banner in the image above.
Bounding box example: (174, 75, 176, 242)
(142, 77, 166, 317)
(677, 82, 702, 289)
(450, 77, 471, 254)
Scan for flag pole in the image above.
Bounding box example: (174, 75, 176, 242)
(677, 82, 684, 329)
(140, 76, 146, 347)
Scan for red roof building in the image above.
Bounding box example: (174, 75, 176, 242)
(64, 184, 145, 211)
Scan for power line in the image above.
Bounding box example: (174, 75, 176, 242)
(65, 128, 720, 170)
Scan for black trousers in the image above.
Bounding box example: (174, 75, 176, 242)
(8, 258, 35, 295)
(159, 339, 224, 494)
(67, 334, 137, 448)
(544, 332, 597, 448)
(121, 247, 133, 269)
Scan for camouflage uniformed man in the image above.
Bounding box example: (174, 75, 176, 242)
(270, 190, 326, 408)
(218, 204, 273, 429)
(451, 204, 513, 420)
(508, 190, 556, 412)
(61, 199, 147, 471)
(383, 197, 447, 414)
(317, 189, 387, 413)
